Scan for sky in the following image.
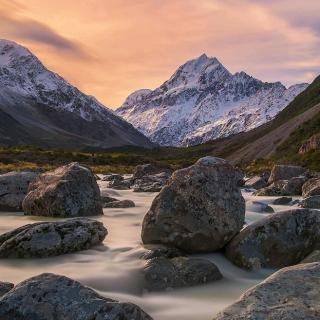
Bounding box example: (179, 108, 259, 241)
(1, 0, 320, 108)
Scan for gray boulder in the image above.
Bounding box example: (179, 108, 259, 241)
(0, 273, 152, 320)
(141, 245, 185, 260)
(22, 162, 103, 217)
(0, 282, 14, 297)
(108, 178, 132, 190)
(133, 163, 173, 180)
(299, 195, 320, 209)
(0, 218, 107, 258)
(268, 165, 307, 184)
(143, 257, 222, 291)
(141, 157, 245, 253)
(103, 199, 135, 208)
(272, 197, 293, 205)
(226, 209, 320, 269)
(302, 178, 320, 197)
(214, 262, 320, 320)
(244, 175, 268, 190)
(101, 174, 124, 182)
(0, 171, 38, 211)
(251, 201, 274, 213)
(133, 172, 172, 192)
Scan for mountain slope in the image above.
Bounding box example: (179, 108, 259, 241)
(116, 54, 308, 147)
(0, 39, 154, 150)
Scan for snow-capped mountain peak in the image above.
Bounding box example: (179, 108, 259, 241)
(116, 54, 308, 146)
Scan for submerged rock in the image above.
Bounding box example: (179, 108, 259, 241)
(251, 201, 274, 213)
(226, 209, 320, 269)
(0, 273, 153, 320)
(272, 196, 293, 205)
(103, 199, 135, 208)
(299, 195, 320, 209)
(0, 171, 38, 211)
(0, 218, 107, 258)
(141, 245, 185, 260)
(0, 282, 14, 297)
(215, 262, 320, 320)
(143, 257, 222, 291)
(141, 157, 245, 253)
(268, 165, 307, 184)
(22, 162, 103, 217)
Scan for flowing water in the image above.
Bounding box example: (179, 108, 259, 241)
(0, 181, 300, 320)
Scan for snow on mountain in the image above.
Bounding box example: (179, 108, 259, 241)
(116, 54, 308, 146)
(0, 39, 153, 149)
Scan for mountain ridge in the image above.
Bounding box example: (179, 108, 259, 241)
(0, 39, 154, 150)
(116, 54, 308, 146)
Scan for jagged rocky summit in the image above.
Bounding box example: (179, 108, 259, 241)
(117, 54, 308, 146)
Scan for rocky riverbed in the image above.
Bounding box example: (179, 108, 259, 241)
(0, 177, 302, 320)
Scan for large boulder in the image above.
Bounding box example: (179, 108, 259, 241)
(214, 262, 320, 320)
(302, 178, 320, 197)
(0, 218, 107, 258)
(268, 165, 307, 184)
(299, 195, 320, 209)
(0, 282, 13, 297)
(141, 157, 245, 253)
(225, 209, 320, 269)
(299, 133, 320, 154)
(143, 257, 222, 291)
(22, 162, 103, 217)
(0, 171, 38, 211)
(0, 273, 152, 320)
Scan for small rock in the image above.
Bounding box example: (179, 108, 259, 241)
(0, 218, 107, 258)
(0, 171, 38, 211)
(0, 273, 152, 320)
(103, 199, 135, 208)
(268, 165, 307, 184)
(101, 174, 124, 182)
(100, 195, 118, 203)
(226, 209, 320, 269)
(273, 197, 293, 205)
(299, 195, 320, 209)
(214, 262, 320, 320)
(141, 245, 185, 260)
(244, 175, 268, 190)
(251, 201, 274, 213)
(0, 282, 14, 297)
(133, 172, 171, 192)
(273, 176, 308, 195)
(22, 162, 103, 217)
(143, 257, 222, 291)
(133, 164, 173, 180)
(108, 178, 132, 190)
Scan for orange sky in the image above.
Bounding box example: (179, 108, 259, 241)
(1, 0, 320, 108)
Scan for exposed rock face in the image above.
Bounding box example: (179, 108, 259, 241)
(214, 262, 320, 320)
(22, 162, 103, 217)
(273, 197, 293, 205)
(0, 171, 38, 211)
(268, 165, 307, 184)
(244, 175, 268, 190)
(0, 218, 107, 258)
(225, 209, 320, 269)
(299, 195, 320, 209)
(141, 157, 245, 253)
(299, 133, 320, 154)
(302, 178, 320, 197)
(0, 273, 153, 320)
(0, 282, 14, 297)
(103, 199, 135, 208)
(143, 257, 222, 291)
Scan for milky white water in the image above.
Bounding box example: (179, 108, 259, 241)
(0, 181, 300, 320)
